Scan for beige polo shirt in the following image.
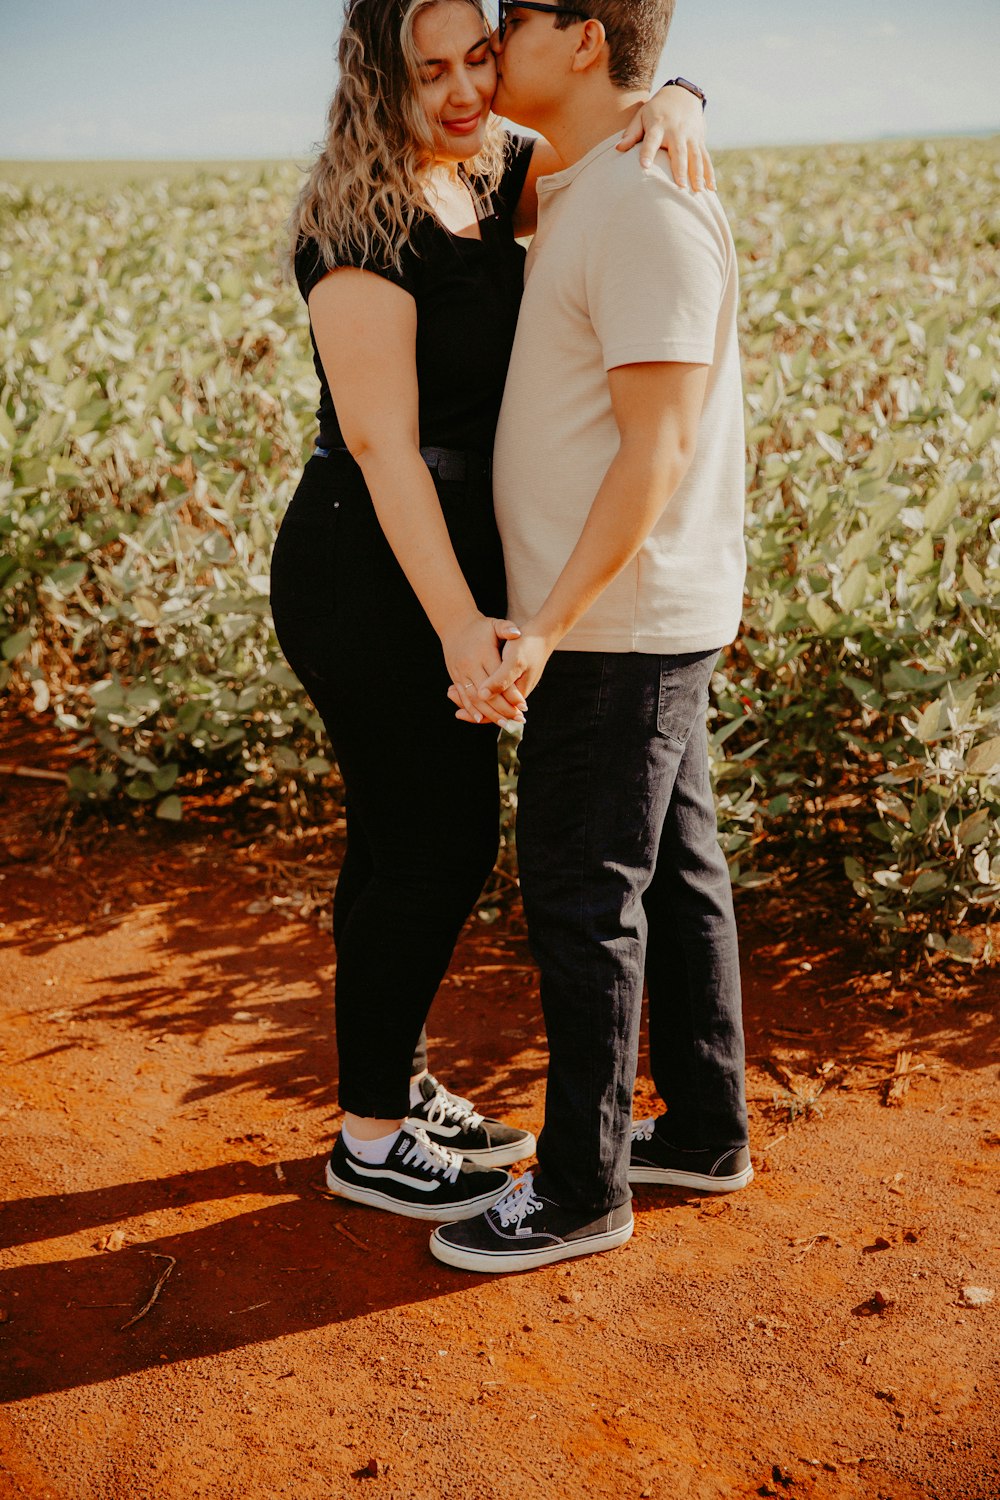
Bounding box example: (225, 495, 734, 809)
(493, 132, 746, 654)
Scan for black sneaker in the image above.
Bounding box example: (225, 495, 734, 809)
(325, 1126, 512, 1222)
(629, 1117, 753, 1192)
(406, 1073, 536, 1168)
(429, 1172, 634, 1274)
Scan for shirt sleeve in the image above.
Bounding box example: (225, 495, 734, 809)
(293, 233, 416, 304)
(586, 170, 728, 372)
(491, 132, 536, 222)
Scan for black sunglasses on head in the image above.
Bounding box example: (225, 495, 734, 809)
(497, 2, 589, 42)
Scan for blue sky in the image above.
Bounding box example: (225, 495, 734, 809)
(1, 0, 997, 158)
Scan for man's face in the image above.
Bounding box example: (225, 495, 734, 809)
(492, 5, 583, 128)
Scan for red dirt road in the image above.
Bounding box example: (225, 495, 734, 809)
(1, 729, 998, 1500)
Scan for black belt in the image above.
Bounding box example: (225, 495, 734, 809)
(314, 444, 491, 483)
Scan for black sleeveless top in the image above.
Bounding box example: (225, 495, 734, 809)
(294, 133, 535, 457)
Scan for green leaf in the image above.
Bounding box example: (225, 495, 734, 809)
(89, 679, 126, 709)
(923, 485, 958, 534)
(838, 564, 870, 614)
(303, 756, 332, 776)
(814, 404, 843, 434)
(806, 595, 838, 634)
(841, 525, 879, 571)
(967, 737, 1000, 775)
(912, 700, 945, 743)
(910, 869, 946, 894)
(962, 556, 986, 598)
(956, 808, 991, 846)
(266, 663, 301, 690)
(125, 777, 158, 801)
(156, 795, 183, 821)
(1, 630, 32, 662)
(904, 531, 935, 582)
(842, 675, 883, 711)
(923, 312, 948, 349)
(948, 936, 976, 961)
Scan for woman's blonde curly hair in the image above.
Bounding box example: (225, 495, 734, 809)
(288, 0, 508, 277)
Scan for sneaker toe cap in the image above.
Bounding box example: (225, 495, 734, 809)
(482, 1120, 534, 1148)
(460, 1165, 513, 1195)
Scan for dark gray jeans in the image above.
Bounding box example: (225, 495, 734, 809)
(516, 649, 748, 1214)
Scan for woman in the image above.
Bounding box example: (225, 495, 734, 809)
(269, 0, 713, 1222)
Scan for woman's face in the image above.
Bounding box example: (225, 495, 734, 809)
(412, 1, 497, 164)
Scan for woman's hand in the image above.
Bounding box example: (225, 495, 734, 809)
(442, 614, 527, 726)
(617, 85, 715, 190)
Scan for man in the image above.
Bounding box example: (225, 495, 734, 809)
(432, 0, 751, 1273)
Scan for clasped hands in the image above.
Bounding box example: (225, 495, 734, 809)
(443, 612, 552, 729)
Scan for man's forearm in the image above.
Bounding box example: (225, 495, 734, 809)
(529, 438, 693, 647)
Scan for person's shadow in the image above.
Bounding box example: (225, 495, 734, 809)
(0, 1153, 489, 1403)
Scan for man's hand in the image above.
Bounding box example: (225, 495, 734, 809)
(476, 628, 553, 706)
(618, 87, 715, 188)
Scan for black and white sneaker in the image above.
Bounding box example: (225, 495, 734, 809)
(406, 1073, 536, 1168)
(629, 1117, 753, 1193)
(325, 1126, 513, 1222)
(429, 1172, 634, 1274)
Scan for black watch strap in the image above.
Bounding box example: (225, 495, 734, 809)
(661, 76, 707, 111)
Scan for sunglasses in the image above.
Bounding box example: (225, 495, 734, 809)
(497, 2, 589, 42)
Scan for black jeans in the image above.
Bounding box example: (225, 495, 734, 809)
(269, 452, 507, 1118)
(516, 649, 748, 1214)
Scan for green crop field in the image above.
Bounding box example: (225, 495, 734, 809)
(1, 136, 998, 960)
(0, 159, 298, 188)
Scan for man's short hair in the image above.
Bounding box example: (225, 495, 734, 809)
(555, 0, 676, 90)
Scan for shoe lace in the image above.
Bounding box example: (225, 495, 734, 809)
(402, 1126, 461, 1184)
(425, 1085, 484, 1131)
(493, 1172, 543, 1230)
(631, 1117, 655, 1143)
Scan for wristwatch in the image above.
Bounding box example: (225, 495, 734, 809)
(661, 76, 707, 111)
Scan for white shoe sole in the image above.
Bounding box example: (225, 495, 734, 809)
(628, 1164, 754, 1193)
(429, 1216, 634, 1274)
(406, 1125, 537, 1169)
(324, 1160, 512, 1223)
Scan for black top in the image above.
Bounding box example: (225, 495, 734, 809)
(294, 132, 535, 456)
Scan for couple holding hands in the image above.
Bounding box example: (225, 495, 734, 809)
(269, 0, 751, 1275)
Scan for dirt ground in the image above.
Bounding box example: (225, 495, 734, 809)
(1, 714, 998, 1500)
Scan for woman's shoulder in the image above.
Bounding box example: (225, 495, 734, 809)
(293, 229, 420, 303)
(293, 235, 329, 301)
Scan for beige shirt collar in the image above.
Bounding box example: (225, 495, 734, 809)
(535, 132, 624, 199)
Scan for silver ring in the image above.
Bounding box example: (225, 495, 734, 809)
(464, 681, 475, 691)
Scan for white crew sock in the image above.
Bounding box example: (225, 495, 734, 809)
(341, 1124, 401, 1164)
(409, 1069, 431, 1109)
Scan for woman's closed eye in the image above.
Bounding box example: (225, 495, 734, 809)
(420, 40, 492, 83)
